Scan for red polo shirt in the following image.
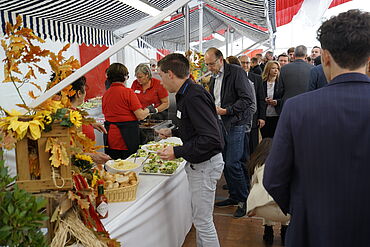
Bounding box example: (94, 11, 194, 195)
(102, 83, 142, 150)
(131, 78, 168, 108)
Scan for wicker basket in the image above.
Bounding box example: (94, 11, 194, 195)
(105, 175, 139, 202)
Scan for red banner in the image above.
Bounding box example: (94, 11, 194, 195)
(79, 44, 110, 100)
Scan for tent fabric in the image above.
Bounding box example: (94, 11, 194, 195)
(1, 0, 274, 49)
(275, 0, 304, 27)
(0, 0, 176, 46)
(138, 3, 272, 51)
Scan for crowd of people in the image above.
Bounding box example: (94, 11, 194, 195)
(73, 9, 369, 247)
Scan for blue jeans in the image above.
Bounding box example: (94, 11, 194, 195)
(222, 124, 249, 202)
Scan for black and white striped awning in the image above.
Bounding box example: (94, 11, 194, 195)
(0, 0, 176, 46)
(0, 0, 275, 49)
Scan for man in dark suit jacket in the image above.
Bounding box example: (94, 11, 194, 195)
(239, 55, 266, 154)
(308, 64, 328, 91)
(263, 9, 370, 247)
(275, 45, 313, 113)
(206, 48, 256, 218)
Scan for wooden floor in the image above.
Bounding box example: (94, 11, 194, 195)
(182, 175, 285, 247)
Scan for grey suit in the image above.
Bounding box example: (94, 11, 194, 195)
(275, 59, 313, 113)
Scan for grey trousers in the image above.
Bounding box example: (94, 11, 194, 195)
(185, 153, 224, 247)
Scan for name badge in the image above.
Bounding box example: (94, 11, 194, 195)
(176, 110, 181, 119)
(134, 90, 141, 94)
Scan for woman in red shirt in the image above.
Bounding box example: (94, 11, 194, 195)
(103, 63, 150, 159)
(131, 63, 169, 120)
(69, 76, 111, 164)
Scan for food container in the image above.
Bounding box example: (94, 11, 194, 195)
(139, 120, 174, 142)
(105, 173, 139, 202)
(105, 157, 145, 174)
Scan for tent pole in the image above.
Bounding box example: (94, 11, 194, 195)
(184, 3, 190, 52)
(137, 37, 165, 57)
(230, 29, 234, 56)
(27, 0, 192, 111)
(225, 26, 229, 57)
(198, 1, 203, 53)
(128, 44, 151, 60)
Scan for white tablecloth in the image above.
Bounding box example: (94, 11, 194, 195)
(101, 162, 192, 247)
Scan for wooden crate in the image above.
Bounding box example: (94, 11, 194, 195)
(15, 125, 73, 192)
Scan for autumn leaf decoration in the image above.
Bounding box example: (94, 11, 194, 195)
(45, 137, 69, 168)
(2, 15, 50, 105)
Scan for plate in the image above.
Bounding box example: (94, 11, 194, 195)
(105, 157, 146, 174)
(139, 157, 183, 176)
(159, 137, 183, 145)
(141, 143, 168, 153)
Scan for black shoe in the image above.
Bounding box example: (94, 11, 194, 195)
(263, 225, 274, 245)
(233, 202, 246, 218)
(214, 198, 238, 207)
(222, 184, 229, 190)
(280, 225, 288, 245)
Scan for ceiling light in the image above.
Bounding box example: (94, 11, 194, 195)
(118, 0, 161, 16)
(213, 33, 225, 42)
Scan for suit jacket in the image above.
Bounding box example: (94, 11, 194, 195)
(247, 72, 266, 128)
(308, 64, 328, 91)
(275, 59, 313, 113)
(251, 65, 262, 75)
(209, 62, 256, 131)
(263, 73, 370, 247)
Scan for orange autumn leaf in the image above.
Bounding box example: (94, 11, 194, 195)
(28, 90, 38, 99)
(67, 191, 90, 210)
(77, 198, 90, 210)
(15, 104, 31, 112)
(0, 131, 17, 150)
(30, 81, 42, 91)
(34, 64, 47, 74)
(13, 15, 23, 30)
(5, 22, 12, 35)
(25, 66, 36, 79)
(58, 44, 70, 61)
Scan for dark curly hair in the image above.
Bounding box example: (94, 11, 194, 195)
(317, 9, 370, 70)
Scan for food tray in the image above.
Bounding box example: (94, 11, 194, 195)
(105, 173, 139, 202)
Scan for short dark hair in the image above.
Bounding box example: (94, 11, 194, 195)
(226, 56, 241, 66)
(317, 9, 370, 70)
(287, 47, 295, 54)
(69, 76, 86, 101)
(312, 46, 321, 51)
(106, 63, 128, 82)
(158, 53, 190, 79)
(251, 57, 258, 63)
(278, 53, 289, 60)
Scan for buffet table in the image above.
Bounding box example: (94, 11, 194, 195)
(101, 162, 192, 247)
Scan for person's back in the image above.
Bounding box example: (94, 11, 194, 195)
(263, 9, 370, 247)
(279, 57, 313, 101)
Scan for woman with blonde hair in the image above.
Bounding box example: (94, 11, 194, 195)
(247, 138, 290, 245)
(131, 63, 169, 120)
(260, 61, 281, 138)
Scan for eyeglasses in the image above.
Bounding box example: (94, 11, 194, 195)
(240, 61, 250, 64)
(205, 58, 220, 67)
